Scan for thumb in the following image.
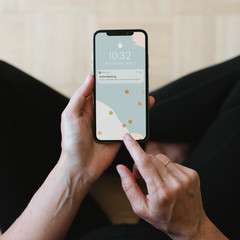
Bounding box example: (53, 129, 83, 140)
(64, 74, 94, 116)
(116, 164, 147, 215)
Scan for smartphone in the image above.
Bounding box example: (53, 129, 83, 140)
(93, 29, 148, 142)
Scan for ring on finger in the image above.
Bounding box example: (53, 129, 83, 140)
(164, 159, 172, 167)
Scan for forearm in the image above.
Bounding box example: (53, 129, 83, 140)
(1, 153, 90, 240)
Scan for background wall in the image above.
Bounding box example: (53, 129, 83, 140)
(0, 0, 240, 97)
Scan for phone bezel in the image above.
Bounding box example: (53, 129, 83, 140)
(93, 29, 149, 142)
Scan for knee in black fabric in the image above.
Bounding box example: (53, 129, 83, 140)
(219, 79, 240, 114)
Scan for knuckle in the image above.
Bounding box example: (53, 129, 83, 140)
(61, 109, 78, 122)
(122, 179, 133, 194)
(61, 109, 73, 120)
(140, 155, 152, 167)
(182, 174, 193, 186)
(157, 187, 172, 205)
(189, 169, 200, 182)
(174, 181, 184, 193)
(155, 154, 170, 166)
(155, 153, 166, 159)
(170, 177, 184, 193)
(127, 138, 137, 148)
(191, 169, 199, 180)
(168, 176, 185, 194)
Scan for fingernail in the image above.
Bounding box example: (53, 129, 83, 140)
(123, 133, 132, 141)
(116, 166, 124, 178)
(84, 74, 92, 84)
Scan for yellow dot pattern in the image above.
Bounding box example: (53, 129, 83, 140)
(97, 88, 146, 136)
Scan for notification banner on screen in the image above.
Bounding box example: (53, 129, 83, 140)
(97, 69, 144, 84)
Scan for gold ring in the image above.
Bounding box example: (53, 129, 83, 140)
(164, 159, 171, 167)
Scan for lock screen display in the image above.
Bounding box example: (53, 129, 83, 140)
(94, 30, 147, 141)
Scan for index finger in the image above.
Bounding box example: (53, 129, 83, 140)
(123, 133, 163, 188)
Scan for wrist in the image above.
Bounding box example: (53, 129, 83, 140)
(191, 217, 229, 240)
(169, 215, 227, 240)
(58, 152, 93, 193)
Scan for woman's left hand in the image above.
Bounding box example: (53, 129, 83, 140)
(60, 74, 121, 185)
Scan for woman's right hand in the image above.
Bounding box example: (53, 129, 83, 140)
(117, 133, 228, 240)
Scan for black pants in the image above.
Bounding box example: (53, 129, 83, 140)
(0, 56, 240, 239)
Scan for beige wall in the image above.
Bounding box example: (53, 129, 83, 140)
(0, 0, 240, 97)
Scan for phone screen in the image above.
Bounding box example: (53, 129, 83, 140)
(93, 29, 148, 141)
